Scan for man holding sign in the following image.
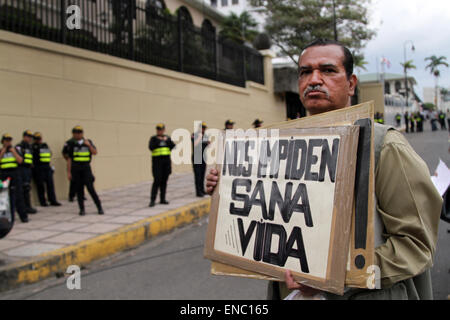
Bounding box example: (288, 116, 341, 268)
(206, 39, 442, 300)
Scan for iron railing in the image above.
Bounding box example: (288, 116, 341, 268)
(0, 0, 265, 87)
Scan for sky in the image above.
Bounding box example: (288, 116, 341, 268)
(362, 0, 450, 100)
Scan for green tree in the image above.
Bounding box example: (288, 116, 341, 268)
(423, 103, 436, 111)
(354, 53, 368, 74)
(219, 11, 259, 44)
(400, 60, 416, 73)
(400, 60, 416, 102)
(425, 55, 449, 108)
(249, 0, 376, 65)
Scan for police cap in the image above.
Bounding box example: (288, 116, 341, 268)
(23, 130, 33, 138)
(33, 132, 42, 140)
(1, 133, 12, 142)
(72, 125, 83, 133)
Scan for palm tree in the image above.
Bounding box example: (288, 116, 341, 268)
(400, 60, 416, 105)
(354, 53, 368, 75)
(400, 60, 416, 72)
(425, 55, 449, 109)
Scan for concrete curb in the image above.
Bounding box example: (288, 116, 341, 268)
(0, 199, 211, 292)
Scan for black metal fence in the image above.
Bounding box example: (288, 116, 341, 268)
(0, 0, 265, 87)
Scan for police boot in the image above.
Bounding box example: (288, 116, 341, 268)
(149, 196, 156, 207)
(24, 192, 37, 214)
(18, 212, 29, 223)
(79, 203, 86, 216)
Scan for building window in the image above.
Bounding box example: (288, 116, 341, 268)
(211, 0, 217, 6)
(384, 81, 390, 94)
(395, 81, 401, 93)
(232, 0, 239, 4)
(222, 0, 228, 7)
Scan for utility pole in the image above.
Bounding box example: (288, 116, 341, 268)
(332, 0, 338, 41)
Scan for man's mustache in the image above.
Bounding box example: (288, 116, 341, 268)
(303, 85, 330, 99)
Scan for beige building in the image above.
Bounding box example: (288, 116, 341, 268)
(358, 73, 420, 111)
(0, 0, 285, 202)
(423, 87, 450, 111)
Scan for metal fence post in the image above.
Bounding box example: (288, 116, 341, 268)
(60, 0, 66, 44)
(242, 46, 247, 86)
(177, 14, 184, 72)
(213, 34, 218, 80)
(127, 0, 134, 60)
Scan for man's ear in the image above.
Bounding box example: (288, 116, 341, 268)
(348, 74, 358, 96)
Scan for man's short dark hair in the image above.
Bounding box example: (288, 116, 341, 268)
(302, 39, 354, 79)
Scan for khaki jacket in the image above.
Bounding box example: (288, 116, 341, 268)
(271, 125, 442, 300)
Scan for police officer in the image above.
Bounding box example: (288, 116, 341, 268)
(253, 119, 264, 129)
(410, 112, 415, 133)
(192, 122, 210, 197)
(32, 132, 61, 207)
(404, 111, 410, 133)
(374, 112, 380, 124)
(225, 120, 235, 130)
(65, 126, 103, 216)
(62, 132, 86, 202)
(447, 109, 450, 132)
(395, 113, 401, 127)
(149, 123, 175, 207)
(16, 130, 37, 214)
(0, 134, 28, 223)
(416, 112, 424, 132)
(439, 111, 446, 130)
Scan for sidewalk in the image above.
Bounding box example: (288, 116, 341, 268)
(0, 172, 210, 292)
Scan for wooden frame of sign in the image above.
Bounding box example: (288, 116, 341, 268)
(209, 101, 376, 289)
(204, 125, 360, 295)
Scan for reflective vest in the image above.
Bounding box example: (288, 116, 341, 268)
(23, 149, 33, 165)
(1, 151, 18, 169)
(39, 147, 51, 163)
(73, 146, 91, 163)
(152, 147, 171, 157)
(396, 115, 401, 120)
(439, 114, 445, 119)
(17, 142, 33, 166)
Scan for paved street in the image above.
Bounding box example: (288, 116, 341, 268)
(0, 124, 448, 300)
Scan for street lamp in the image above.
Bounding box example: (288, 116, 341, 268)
(403, 40, 415, 113)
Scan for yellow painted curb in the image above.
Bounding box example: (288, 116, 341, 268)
(0, 199, 211, 292)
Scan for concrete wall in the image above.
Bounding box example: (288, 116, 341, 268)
(0, 30, 284, 201)
(358, 82, 385, 115)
